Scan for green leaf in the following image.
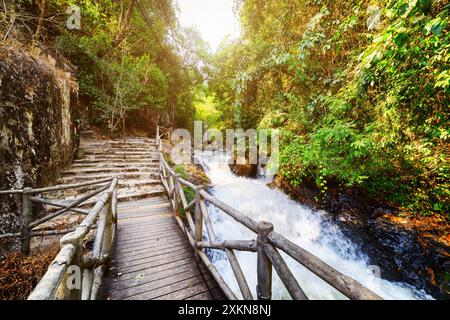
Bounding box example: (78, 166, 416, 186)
(424, 17, 449, 36)
(394, 32, 409, 47)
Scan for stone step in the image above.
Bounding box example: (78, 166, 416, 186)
(119, 179, 161, 188)
(77, 157, 159, 163)
(62, 166, 159, 175)
(81, 148, 155, 153)
(81, 154, 159, 159)
(73, 158, 159, 164)
(45, 179, 162, 200)
(81, 140, 156, 146)
(58, 171, 160, 184)
(60, 187, 166, 206)
(81, 145, 157, 150)
(76, 178, 161, 191)
(83, 150, 158, 156)
(69, 162, 159, 168)
(51, 136, 167, 206)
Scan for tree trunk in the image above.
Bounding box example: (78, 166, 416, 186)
(33, 0, 46, 43)
(113, 0, 136, 47)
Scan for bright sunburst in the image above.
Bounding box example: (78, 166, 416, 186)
(177, 0, 241, 52)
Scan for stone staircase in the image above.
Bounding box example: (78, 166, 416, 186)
(52, 137, 165, 206)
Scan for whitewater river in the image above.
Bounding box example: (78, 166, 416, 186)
(195, 151, 432, 300)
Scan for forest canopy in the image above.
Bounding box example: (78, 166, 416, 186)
(207, 0, 450, 218)
(1, 0, 449, 218)
(2, 0, 209, 133)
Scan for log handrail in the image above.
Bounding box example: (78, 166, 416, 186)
(0, 178, 114, 195)
(156, 126, 383, 301)
(27, 178, 118, 300)
(0, 178, 118, 300)
(0, 178, 116, 252)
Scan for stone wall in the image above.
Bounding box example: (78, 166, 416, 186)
(0, 46, 79, 251)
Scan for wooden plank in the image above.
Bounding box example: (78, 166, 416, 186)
(95, 157, 224, 301)
(102, 257, 199, 296)
(118, 206, 174, 218)
(122, 274, 209, 300)
(114, 251, 194, 274)
(119, 219, 178, 231)
(116, 224, 176, 236)
(117, 227, 184, 242)
(183, 290, 212, 301)
(119, 203, 172, 210)
(105, 264, 200, 296)
(109, 270, 207, 300)
(118, 214, 174, 224)
(116, 228, 183, 243)
(115, 234, 185, 251)
(119, 210, 175, 221)
(119, 212, 174, 221)
(116, 222, 178, 238)
(104, 258, 196, 287)
(114, 235, 185, 254)
(154, 278, 220, 300)
(110, 239, 187, 260)
(115, 231, 182, 247)
(117, 198, 169, 208)
(115, 247, 193, 269)
(115, 228, 183, 246)
(116, 220, 177, 233)
(118, 206, 173, 216)
(116, 219, 175, 230)
(114, 241, 185, 258)
(209, 287, 227, 300)
(114, 243, 191, 265)
(185, 287, 225, 300)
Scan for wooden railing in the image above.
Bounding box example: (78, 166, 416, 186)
(156, 126, 383, 301)
(0, 178, 118, 300)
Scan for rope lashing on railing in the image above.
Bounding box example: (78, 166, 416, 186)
(156, 126, 383, 301)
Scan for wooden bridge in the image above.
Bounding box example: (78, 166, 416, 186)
(0, 128, 383, 300)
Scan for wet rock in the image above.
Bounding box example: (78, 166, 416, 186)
(228, 150, 258, 178)
(229, 163, 257, 178)
(270, 175, 450, 299)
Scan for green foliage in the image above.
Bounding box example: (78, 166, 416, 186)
(194, 90, 221, 128)
(209, 0, 450, 218)
(11, 0, 202, 133)
(174, 165, 196, 219)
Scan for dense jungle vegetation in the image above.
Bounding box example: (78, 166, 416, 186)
(1, 0, 208, 132)
(207, 0, 450, 220)
(1, 0, 449, 220)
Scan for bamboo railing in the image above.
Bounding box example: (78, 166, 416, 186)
(156, 126, 383, 301)
(0, 178, 118, 300)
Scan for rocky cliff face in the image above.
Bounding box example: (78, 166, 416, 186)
(0, 46, 79, 251)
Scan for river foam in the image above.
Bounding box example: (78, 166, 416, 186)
(195, 151, 432, 300)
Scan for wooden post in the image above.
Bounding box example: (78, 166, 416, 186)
(21, 187, 33, 256)
(173, 175, 179, 215)
(68, 238, 83, 300)
(257, 221, 273, 300)
(103, 196, 114, 255)
(90, 196, 113, 300)
(112, 183, 118, 225)
(194, 186, 204, 243)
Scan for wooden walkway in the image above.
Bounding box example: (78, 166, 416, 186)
(100, 197, 225, 300)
